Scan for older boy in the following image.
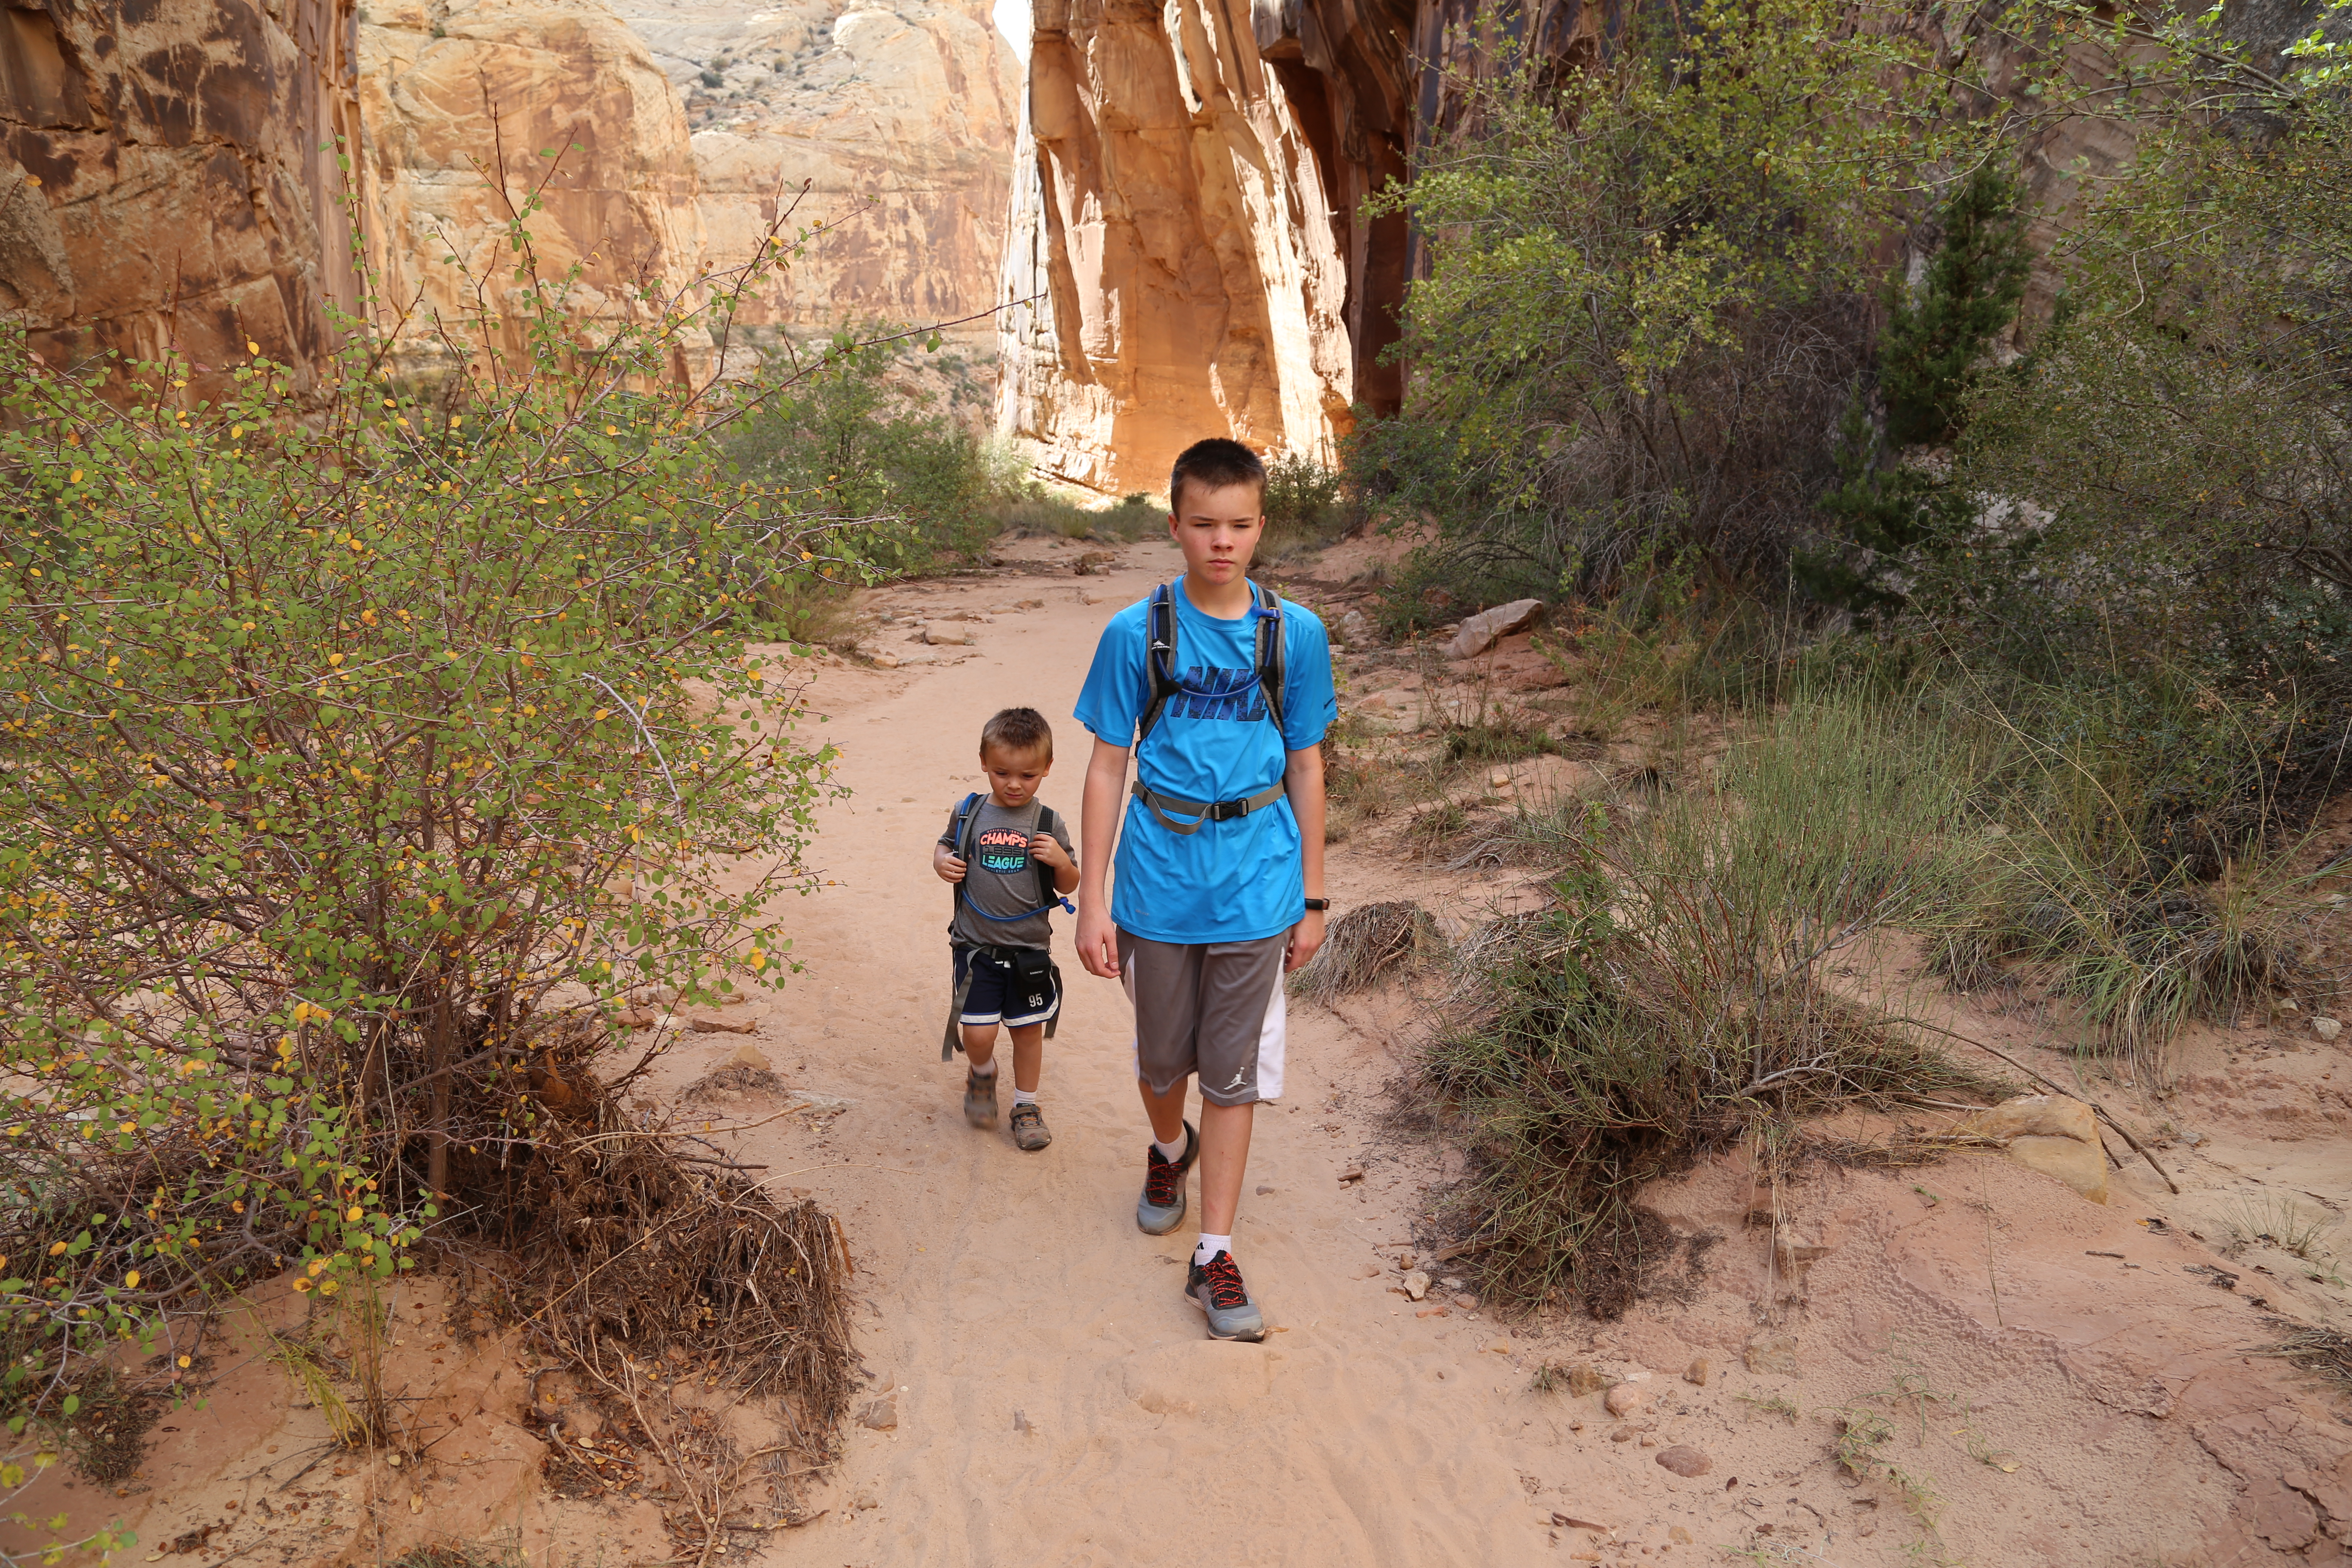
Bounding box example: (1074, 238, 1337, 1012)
(1072, 438, 1336, 1341)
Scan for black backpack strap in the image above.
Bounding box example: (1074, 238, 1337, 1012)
(1253, 581, 1287, 738)
(1032, 804, 1064, 909)
(1136, 583, 1180, 746)
(950, 791, 983, 916)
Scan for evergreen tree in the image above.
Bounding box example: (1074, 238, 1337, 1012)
(1880, 162, 2033, 447)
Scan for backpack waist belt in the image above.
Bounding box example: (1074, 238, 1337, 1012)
(1130, 779, 1284, 836)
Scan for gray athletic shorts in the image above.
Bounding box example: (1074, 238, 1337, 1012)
(1119, 931, 1289, 1107)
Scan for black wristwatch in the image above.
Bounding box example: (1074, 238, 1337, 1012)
(1302, 898, 1331, 912)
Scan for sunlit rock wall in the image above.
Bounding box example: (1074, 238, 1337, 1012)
(0, 0, 361, 395)
(613, 0, 1019, 359)
(356, 0, 711, 380)
(994, 0, 1363, 494)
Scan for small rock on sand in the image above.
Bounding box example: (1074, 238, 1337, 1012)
(688, 1015, 757, 1035)
(856, 1394, 897, 1431)
(1604, 1382, 1645, 1417)
(1339, 608, 1376, 648)
(2315, 1016, 2343, 1042)
(1567, 1363, 1607, 1397)
(1684, 1357, 1714, 1386)
(1446, 598, 1543, 660)
(924, 625, 975, 646)
(870, 653, 901, 669)
(1744, 1332, 1800, 1375)
(1958, 1092, 2109, 1203)
(1403, 1269, 1431, 1301)
(1656, 1446, 1712, 1477)
(1454, 1292, 1480, 1310)
(723, 1045, 773, 1074)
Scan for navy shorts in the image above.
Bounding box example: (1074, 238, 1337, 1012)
(953, 945, 1060, 1030)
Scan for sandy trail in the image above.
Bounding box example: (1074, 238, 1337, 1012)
(621, 535, 2352, 1568)
(15, 544, 2350, 1568)
(649, 539, 1557, 1566)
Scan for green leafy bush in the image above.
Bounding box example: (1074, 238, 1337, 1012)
(0, 179, 846, 1472)
(1261, 452, 1345, 554)
(1351, 0, 2035, 619)
(723, 333, 1000, 584)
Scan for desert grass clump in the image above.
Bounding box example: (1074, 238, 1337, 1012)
(1290, 901, 1444, 1006)
(1922, 686, 2319, 1078)
(1416, 687, 2008, 1314)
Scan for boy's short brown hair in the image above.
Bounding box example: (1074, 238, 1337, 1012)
(980, 707, 1053, 762)
(1169, 438, 1267, 514)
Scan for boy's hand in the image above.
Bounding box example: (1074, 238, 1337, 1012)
(1075, 903, 1121, 979)
(933, 843, 967, 884)
(1284, 907, 1326, 972)
(1029, 833, 1073, 873)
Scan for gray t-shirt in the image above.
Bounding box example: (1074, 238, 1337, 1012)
(938, 797, 1073, 950)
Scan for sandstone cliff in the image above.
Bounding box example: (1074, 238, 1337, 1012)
(356, 0, 711, 377)
(611, 0, 1020, 358)
(0, 0, 360, 393)
(994, 0, 1367, 494)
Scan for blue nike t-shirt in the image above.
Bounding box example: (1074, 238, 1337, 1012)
(1074, 579, 1337, 943)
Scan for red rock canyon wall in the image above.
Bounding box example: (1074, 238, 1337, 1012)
(1, 0, 361, 392)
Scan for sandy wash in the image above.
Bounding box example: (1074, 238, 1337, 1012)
(1069, 439, 1340, 1343)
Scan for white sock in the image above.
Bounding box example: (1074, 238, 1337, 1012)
(1152, 1134, 1186, 1164)
(1194, 1234, 1233, 1266)
(969, 1060, 997, 1079)
(1012, 1087, 1038, 1107)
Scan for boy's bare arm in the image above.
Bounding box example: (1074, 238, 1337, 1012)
(1283, 743, 1327, 972)
(932, 841, 967, 883)
(1075, 737, 1130, 978)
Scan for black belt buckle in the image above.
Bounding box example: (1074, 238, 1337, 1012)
(1210, 798, 1245, 821)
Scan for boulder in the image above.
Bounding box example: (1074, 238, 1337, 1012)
(1959, 1093, 2110, 1204)
(1446, 599, 1544, 660)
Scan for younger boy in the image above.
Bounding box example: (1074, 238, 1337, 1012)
(1072, 438, 1336, 1341)
(934, 707, 1078, 1152)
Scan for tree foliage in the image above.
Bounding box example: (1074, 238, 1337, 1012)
(1943, 67, 2352, 712)
(1880, 161, 2032, 448)
(0, 163, 860, 1486)
(1351, 0, 2035, 619)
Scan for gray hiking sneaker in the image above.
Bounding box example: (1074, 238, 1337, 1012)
(963, 1066, 998, 1128)
(1009, 1102, 1052, 1152)
(1185, 1250, 1267, 1342)
(1135, 1121, 1198, 1234)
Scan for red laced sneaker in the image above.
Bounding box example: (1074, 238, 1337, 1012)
(1185, 1250, 1266, 1341)
(1135, 1121, 1197, 1235)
